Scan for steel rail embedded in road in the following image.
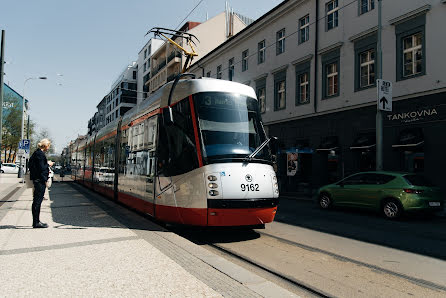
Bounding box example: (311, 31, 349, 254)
(205, 242, 331, 298)
(256, 230, 446, 293)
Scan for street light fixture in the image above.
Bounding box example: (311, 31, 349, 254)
(18, 76, 47, 180)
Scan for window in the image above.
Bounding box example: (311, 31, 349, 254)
(258, 40, 266, 64)
(132, 71, 137, 80)
(148, 45, 151, 55)
(274, 70, 286, 110)
(359, 0, 374, 15)
(360, 49, 375, 88)
(206, 71, 211, 78)
(217, 65, 222, 79)
(326, 63, 338, 97)
(242, 50, 249, 72)
(143, 62, 146, 72)
(354, 33, 376, 91)
(144, 49, 147, 59)
(276, 29, 285, 55)
(299, 15, 310, 44)
(395, 14, 426, 81)
(322, 49, 340, 98)
(295, 61, 311, 105)
(403, 33, 423, 77)
(228, 58, 234, 81)
(326, 0, 339, 31)
(256, 77, 267, 114)
(298, 73, 310, 104)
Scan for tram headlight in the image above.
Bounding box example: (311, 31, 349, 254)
(274, 183, 278, 189)
(209, 190, 219, 196)
(272, 176, 277, 182)
(207, 175, 217, 181)
(208, 183, 218, 189)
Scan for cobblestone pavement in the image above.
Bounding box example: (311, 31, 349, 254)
(0, 181, 297, 297)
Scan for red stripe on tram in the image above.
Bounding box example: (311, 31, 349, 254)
(189, 95, 203, 168)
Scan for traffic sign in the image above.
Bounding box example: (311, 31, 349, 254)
(377, 79, 392, 111)
(18, 139, 31, 158)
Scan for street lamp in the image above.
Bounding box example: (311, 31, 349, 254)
(18, 76, 47, 180)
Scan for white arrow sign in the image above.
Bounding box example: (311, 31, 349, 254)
(377, 79, 392, 111)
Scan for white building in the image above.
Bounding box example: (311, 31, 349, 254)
(189, 0, 446, 194)
(105, 62, 138, 125)
(136, 38, 164, 104)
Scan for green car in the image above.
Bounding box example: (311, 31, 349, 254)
(317, 171, 444, 219)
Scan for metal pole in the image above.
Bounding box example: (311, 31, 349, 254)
(18, 79, 27, 180)
(0, 30, 5, 163)
(376, 0, 383, 171)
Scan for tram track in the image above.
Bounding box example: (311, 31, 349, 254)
(176, 226, 446, 298)
(205, 241, 330, 298)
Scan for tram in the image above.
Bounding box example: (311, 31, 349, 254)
(71, 74, 279, 226)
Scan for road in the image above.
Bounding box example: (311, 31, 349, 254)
(176, 198, 446, 297)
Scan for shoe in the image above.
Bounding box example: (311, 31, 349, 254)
(33, 222, 48, 228)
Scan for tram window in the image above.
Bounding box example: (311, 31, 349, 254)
(157, 99, 199, 176)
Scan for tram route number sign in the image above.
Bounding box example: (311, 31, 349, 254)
(377, 79, 392, 112)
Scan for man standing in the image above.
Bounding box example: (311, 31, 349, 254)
(28, 138, 52, 228)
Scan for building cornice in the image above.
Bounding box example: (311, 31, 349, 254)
(253, 73, 268, 81)
(317, 42, 343, 55)
(291, 54, 313, 66)
(271, 64, 289, 75)
(349, 26, 378, 42)
(389, 5, 431, 25)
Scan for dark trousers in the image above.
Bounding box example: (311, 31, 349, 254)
(32, 181, 46, 225)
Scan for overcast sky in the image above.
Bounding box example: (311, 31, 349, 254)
(1, 0, 284, 153)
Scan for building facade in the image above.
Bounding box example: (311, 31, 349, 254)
(189, 0, 446, 194)
(147, 10, 252, 95)
(105, 62, 138, 126)
(136, 38, 164, 104)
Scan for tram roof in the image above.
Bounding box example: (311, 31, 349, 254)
(94, 77, 257, 140)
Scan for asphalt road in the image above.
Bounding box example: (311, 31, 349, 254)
(275, 197, 446, 260)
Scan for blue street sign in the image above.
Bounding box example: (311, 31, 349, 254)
(19, 139, 31, 155)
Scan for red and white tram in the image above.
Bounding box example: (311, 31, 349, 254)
(70, 75, 279, 226)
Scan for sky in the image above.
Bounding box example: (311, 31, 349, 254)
(0, 0, 284, 154)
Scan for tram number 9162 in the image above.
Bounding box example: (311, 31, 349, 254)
(241, 184, 260, 192)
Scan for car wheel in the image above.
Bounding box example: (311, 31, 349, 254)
(382, 199, 402, 219)
(0, 170, 4, 173)
(319, 193, 332, 209)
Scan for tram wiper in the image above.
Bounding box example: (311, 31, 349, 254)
(244, 137, 277, 162)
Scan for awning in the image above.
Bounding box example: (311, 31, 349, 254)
(392, 128, 424, 148)
(350, 133, 376, 150)
(316, 136, 339, 152)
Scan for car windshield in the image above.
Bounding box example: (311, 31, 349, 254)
(194, 92, 272, 163)
(404, 174, 434, 187)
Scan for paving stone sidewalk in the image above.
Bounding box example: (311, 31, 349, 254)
(0, 181, 297, 297)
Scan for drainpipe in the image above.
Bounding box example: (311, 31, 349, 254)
(314, 0, 319, 114)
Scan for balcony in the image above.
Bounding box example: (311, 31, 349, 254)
(167, 51, 181, 63)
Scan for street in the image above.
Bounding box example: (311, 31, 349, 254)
(275, 198, 446, 260)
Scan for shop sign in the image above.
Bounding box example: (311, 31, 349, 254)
(287, 152, 298, 176)
(387, 108, 438, 123)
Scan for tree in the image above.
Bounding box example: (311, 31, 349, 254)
(2, 105, 21, 163)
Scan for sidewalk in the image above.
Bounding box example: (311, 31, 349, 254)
(0, 173, 24, 203)
(0, 181, 297, 297)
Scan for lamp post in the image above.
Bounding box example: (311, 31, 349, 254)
(18, 76, 47, 180)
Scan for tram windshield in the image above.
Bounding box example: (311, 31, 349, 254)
(194, 92, 272, 163)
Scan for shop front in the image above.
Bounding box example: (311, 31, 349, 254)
(268, 91, 446, 196)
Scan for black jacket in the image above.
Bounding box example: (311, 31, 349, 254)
(29, 148, 49, 182)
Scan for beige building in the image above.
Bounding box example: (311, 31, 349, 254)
(146, 10, 252, 95)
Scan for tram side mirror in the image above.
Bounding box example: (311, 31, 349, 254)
(162, 107, 174, 126)
(270, 136, 279, 155)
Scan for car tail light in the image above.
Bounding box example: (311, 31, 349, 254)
(404, 189, 424, 194)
